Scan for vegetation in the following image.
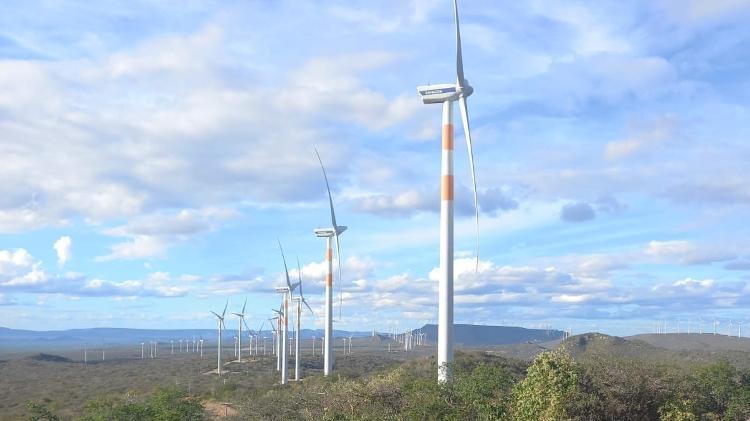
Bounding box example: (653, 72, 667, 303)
(12, 335, 750, 420)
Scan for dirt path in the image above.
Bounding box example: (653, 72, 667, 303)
(203, 400, 239, 419)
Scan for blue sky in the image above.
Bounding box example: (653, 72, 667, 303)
(1, 0, 750, 336)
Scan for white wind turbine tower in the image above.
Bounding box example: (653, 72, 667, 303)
(231, 298, 248, 362)
(314, 148, 347, 377)
(416, 0, 480, 383)
(293, 256, 315, 381)
(251, 320, 265, 356)
(276, 240, 301, 385)
(272, 300, 289, 385)
(268, 316, 279, 366)
(210, 301, 228, 375)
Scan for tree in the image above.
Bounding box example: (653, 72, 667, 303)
(511, 350, 579, 421)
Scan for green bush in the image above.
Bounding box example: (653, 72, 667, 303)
(658, 399, 698, 421)
(25, 401, 60, 421)
(511, 350, 579, 421)
(78, 388, 203, 421)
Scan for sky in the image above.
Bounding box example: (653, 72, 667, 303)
(1, 0, 750, 336)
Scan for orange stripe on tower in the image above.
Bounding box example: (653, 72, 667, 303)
(325, 274, 333, 287)
(325, 248, 332, 261)
(441, 175, 454, 201)
(442, 124, 454, 149)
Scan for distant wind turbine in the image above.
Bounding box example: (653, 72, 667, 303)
(210, 301, 228, 375)
(275, 240, 300, 385)
(416, 0, 480, 383)
(292, 257, 315, 381)
(231, 298, 248, 362)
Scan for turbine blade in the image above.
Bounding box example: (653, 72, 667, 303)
(302, 298, 315, 316)
(458, 96, 479, 272)
(454, 0, 465, 86)
(210, 311, 221, 319)
(258, 320, 265, 334)
(278, 239, 293, 292)
(242, 318, 251, 332)
(296, 256, 304, 299)
(314, 147, 338, 229)
(241, 297, 247, 315)
(222, 300, 228, 318)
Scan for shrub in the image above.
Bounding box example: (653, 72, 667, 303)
(78, 387, 203, 421)
(25, 401, 60, 421)
(511, 350, 579, 421)
(658, 399, 698, 421)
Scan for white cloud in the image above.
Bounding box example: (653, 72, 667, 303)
(605, 116, 677, 160)
(644, 240, 734, 265)
(97, 207, 238, 261)
(661, 0, 750, 24)
(551, 293, 595, 304)
(0, 249, 47, 287)
(53, 236, 72, 266)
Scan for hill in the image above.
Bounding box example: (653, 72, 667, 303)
(556, 332, 750, 370)
(628, 333, 750, 352)
(417, 323, 564, 346)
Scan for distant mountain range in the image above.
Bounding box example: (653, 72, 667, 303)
(0, 327, 370, 351)
(415, 324, 564, 345)
(0, 324, 565, 350)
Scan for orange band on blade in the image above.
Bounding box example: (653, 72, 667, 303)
(441, 175, 454, 200)
(325, 248, 332, 261)
(442, 124, 454, 149)
(325, 274, 333, 287)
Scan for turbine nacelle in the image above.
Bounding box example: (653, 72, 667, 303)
(417, 80, 472, 104)
(314, 226, 347, 237)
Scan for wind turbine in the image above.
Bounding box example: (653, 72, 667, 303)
(272, 303, 288, 385)
(210, 301, 228, 375)
(231, 298, 247, 362)
(314, 148, 347, 377)
(416, 0, 479, 383)
(250, 320, 264, 356)
(268, 316, 279, 365)
(292, 257, 315, 381)
(276, 240, 302, 385)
